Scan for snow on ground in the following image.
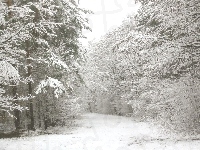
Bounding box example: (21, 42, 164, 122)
(0, 113, 200, 150)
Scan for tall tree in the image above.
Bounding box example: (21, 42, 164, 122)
(0, 0, 91, 132)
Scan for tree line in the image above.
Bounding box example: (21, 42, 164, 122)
(0, 0, 90, 134)
(82, 0, 200, 134)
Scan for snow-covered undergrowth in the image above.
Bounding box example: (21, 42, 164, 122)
(0, 113, 199, 150)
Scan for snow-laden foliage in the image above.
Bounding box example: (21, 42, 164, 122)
(0, 60, 23, 113)
(0, 95, 29, 113)
(35, 77, 65, 98)
(48, 52, 70, 71)
(0, 61, 20, 85)
(0, 0, 91, 132)
(83, 0, 200, 134)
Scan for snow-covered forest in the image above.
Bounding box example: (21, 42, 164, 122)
(0, 0, 91, 132)
(83, 0, 200, 134)
(0, 0, 200, 149)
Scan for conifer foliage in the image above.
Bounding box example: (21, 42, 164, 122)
(0, 0, 90, 132)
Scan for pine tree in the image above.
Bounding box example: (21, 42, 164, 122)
(0, 0, 91, 132)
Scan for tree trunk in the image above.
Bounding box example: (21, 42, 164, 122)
(25, 0, 40, 131)
(26, 41, 35, 131)
(13, 84, 20, 131)
(6, 0, 13, 17)
(38, 98, 41, 128)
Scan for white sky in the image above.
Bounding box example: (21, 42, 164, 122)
(79, 0, 140, 46)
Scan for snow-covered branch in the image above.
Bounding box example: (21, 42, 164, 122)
(0, 26, 24, 44)
(0, 61, 20, 85)
(35, 77, 65, 98)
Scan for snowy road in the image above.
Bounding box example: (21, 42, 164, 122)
(0, 113, 200, 150)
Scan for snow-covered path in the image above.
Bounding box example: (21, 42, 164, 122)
(0, 113, 200, 150)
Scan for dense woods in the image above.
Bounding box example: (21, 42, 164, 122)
(0, 0, 199, 137)
(82, 0, 200, 134)
(0, 0, 90, 134)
